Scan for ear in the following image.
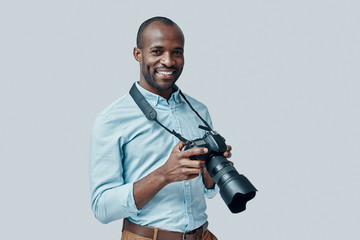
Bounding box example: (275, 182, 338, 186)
(133, 47, 142, 63)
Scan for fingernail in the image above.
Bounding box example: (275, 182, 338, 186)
(204, 148, 208, 153)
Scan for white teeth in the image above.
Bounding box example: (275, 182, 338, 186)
(158, 71, 173, 75)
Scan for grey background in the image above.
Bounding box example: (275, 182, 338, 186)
(1, 0, 359, 239)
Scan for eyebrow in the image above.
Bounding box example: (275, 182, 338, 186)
(150, 46, 184, 51)
(151, 46, 164, 49)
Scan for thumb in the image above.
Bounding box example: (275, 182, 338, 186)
(172, 141, 186, 152)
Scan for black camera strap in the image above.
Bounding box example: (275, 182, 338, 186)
(129, 83, 213, 143)
(178, 91, 212, 131)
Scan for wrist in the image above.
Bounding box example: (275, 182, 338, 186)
(202, 168, 215, 189)
(155, 166, 172, 186)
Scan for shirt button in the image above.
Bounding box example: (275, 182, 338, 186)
(185, 181, 189, 186)
(187, 209, 191, 213)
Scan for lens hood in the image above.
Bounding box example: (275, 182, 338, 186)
(219, 174, 257, 213)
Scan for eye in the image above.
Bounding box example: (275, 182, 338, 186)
(151, 50, 161, 55)
(174, 50, 183, 55)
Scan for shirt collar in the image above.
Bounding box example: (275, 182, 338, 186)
(135, 82, 181, 106)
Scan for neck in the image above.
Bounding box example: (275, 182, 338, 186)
(139, 80, 173, 100)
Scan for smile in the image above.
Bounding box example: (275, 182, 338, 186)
(156, 70, 175, 76)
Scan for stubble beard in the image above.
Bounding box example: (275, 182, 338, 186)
(141, 62, 181, 91)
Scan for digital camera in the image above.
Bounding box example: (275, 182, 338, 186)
(184, 130, 257, 213)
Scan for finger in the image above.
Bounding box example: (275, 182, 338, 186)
(226, 145, 232, 152)
(172, 141, 187, 152)
(223, 151, 232, 158)
(187, 173, 201, 180)
(182, 167, 203, 176)
(180, 159, 205, 169)
(182, 147, 208, 158)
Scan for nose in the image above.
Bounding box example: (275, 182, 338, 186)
(160, 52, 175, 67)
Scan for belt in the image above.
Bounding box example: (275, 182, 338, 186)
(122, 218, 208, 240)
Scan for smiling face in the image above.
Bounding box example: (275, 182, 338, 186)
(133, 21, 184, 99)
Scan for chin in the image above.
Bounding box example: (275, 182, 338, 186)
(152, 77, 177, 90)
(160, 81, 177, 90)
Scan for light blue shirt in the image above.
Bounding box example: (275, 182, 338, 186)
(89, 82, 218, 232)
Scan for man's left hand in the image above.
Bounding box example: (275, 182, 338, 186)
(202, 144, 233, 189)
(223, 145, 232, 159)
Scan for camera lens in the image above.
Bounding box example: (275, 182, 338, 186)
(206, 156, 257, 213)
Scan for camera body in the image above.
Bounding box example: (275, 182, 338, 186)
(184, 130, 257, 213)
(184, 131, 228, 161)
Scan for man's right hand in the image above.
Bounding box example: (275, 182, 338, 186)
(160, 141, 208, 184)
(133, 141, 208, 210)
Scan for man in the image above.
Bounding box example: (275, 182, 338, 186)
(90, 16, 232, 240)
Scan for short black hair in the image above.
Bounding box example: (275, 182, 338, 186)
(136, 16, 183, 49)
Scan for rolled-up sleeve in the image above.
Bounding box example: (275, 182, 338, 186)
(203, 184, 219, 199)
(89, 114, 140, 224)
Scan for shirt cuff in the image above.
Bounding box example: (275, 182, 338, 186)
(93, 183, 141, 224)
(203, 183, 219, 199)
(126, 183, 142, 214)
